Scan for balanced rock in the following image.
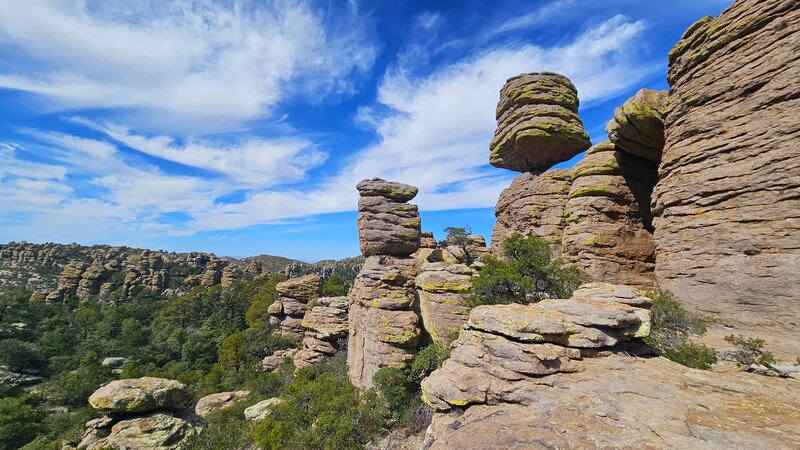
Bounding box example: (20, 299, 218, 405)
(606, 88, 669, 164)
(653, 0, 800, 358)
(194, 390, 249, 418)
(89, 377, 190, 413)
(357, 178, 421, 257)
(490, 72, 590, 172)
(562, 141, 657, 289)
(294, 296, 349, 370)
(491, 169, 572, 256)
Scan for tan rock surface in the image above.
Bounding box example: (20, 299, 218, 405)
(294, 296, 349, 369)
(88, 377, 190, 413)
(490, 72, 591, 172)
(562, 141, 657, 289)
(80, 412, 201, 450)
(194, 390, 249, 418)
(357, 178, 421, 257)
(653, 0, 800, 358)
(606, 88, 669, 163)
(491, 169, 572, 256)
(425, 355, 800, 450)
(415, 262, 473, 345)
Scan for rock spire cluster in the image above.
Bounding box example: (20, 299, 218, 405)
(293, 296, 349, 369)
(268, 274, 323, 342)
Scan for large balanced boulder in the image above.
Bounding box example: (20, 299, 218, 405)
(88, 377, 191, 413)
(491, 169, 572, 255)
(490, 72, 591, 172)
(79, 412, 202, 450)
(653, 0, 800, 357)
(606, 88, 669, 164)
(561, 141, 657, 289)
(357, 178, 421, 257)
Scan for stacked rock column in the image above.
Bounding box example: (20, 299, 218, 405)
(347, 178, 422, 388)
(268, 274, 323, 343)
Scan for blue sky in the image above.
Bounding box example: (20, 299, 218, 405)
(0, 0, 729, 261)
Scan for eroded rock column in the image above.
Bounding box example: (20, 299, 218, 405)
(347, 179, 422, 388)
(268, 274, 323, 343)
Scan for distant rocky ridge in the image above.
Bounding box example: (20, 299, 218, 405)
(0, 241, 362, 302)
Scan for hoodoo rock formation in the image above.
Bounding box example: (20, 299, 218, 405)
(415, 262, 474, 346)
(562, 141, 658, 288)
(490, 72, 591, 172)
(293, 296, 349, 369)
(606, 89, 669, 164)
(652, 0, 800, 357)
(348, 179, 423, 388)
(268, 274, 323, 342)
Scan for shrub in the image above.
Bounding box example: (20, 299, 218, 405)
(322, 273, 347, 297)
(373, 367, 417, 423)
(184, 400, 254, 450)
(410, 342, 449, 381)
(644, 290, 707, 352)
(664, 343, 718, 370)
(469, 233, 584, 306)
(0, 339, 47, 373)
(0, 395, 45, 450)
(724, 335, 777, 369)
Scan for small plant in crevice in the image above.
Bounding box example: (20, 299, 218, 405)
(643, 290, 717, 370)
(723, 334, 787, 377)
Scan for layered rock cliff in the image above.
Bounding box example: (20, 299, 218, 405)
(652, 0, 800, 357)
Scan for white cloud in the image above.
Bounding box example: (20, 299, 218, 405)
(187, 15, 659, 230)
(0, 0, 376, 132)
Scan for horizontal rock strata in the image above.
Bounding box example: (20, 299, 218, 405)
(653, 0, 800, 357)
(294, 296, 349, 369)
(606, 88, 669, 164)
(490, 72, 591, 172)
(357, 178, 421, 257)
(268, 274, 323, 342)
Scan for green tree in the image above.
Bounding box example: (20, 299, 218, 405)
(644, 291, 717, 370)
(42, 352, 112, 408)
(245, 274, 286, 327)
(218, 331, 246, 370)
(0, 339, 47, 373)
(470, 233, 584, 306)
(0, 395, 45, 450)
(321, 273, 347, 297)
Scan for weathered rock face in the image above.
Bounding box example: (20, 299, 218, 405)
(348, 255, 421, 388)
(357, 178, 421, 257)
(606, 88, 669, 164)
(88, 377, 191, 413)
(194, 390, 249, 418)
(421, 283, 652, 411)
(244, 398, 284, 422)
(653, 0, 800, 357)
(424, 355, 800, 450)
(80, 378, 201, 450)
(294, 296, 349, 369)
(269, 274, 323, 342)
(421, 282, 800, 448)
(490, 72, 591, 172)
(562, 141, 658, 289)
(491, 169, 572, 255)
(415, 262, 473, 345)
(258, 349, 297, 373)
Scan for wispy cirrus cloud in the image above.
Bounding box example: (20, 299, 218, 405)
(0, 0, 376, 132)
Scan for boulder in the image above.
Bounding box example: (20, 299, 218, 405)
(88, 377, 190, 413)
(259, 349, 297, 373)
(244, 398, 284, 422)
(653, 0, 800, 358)
(194, 390, 250, 418)
(561, 141, 657, 289)
(490, 72, 590, 172)
(270, 274, 323, 342)
(491, 169, 572, 256)
(275, 274, 323, 303)
(606, 88, 669, 163)
(294, 296, 349, 370)
(102, 357, 128, 369)
(357, 178, 421, 257)
(78, 412, 201, 450)
(419, 231, 437, 249)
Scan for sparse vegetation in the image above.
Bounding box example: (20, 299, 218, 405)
(469, 233, 584, 306)
(723, 334, 786, 376)
(644, 290, 717, 370)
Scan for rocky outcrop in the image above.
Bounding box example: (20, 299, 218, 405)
(653, 0, 800, 357)
(79, 377, 201, 450)
(421, 283, 651, 410)
(194, 390, 249, 418)
(356, 178, 421, 257)
(46, 260, 86, 302)
(490, 72, 590, 172)
(268, 274, 323, 342)
(244, 398, 284, 422)
(606, 89, 669, 164)
(561, 141, 658, 288)
(421, 282, 800, 448)
(348, 179, 423, 388)
(491, 169, 572, 255)
(259, 349, 297, 373)
(424, 355, 800, 449)
(415, 262, 474, 345)
(294, 296, 349, 369)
